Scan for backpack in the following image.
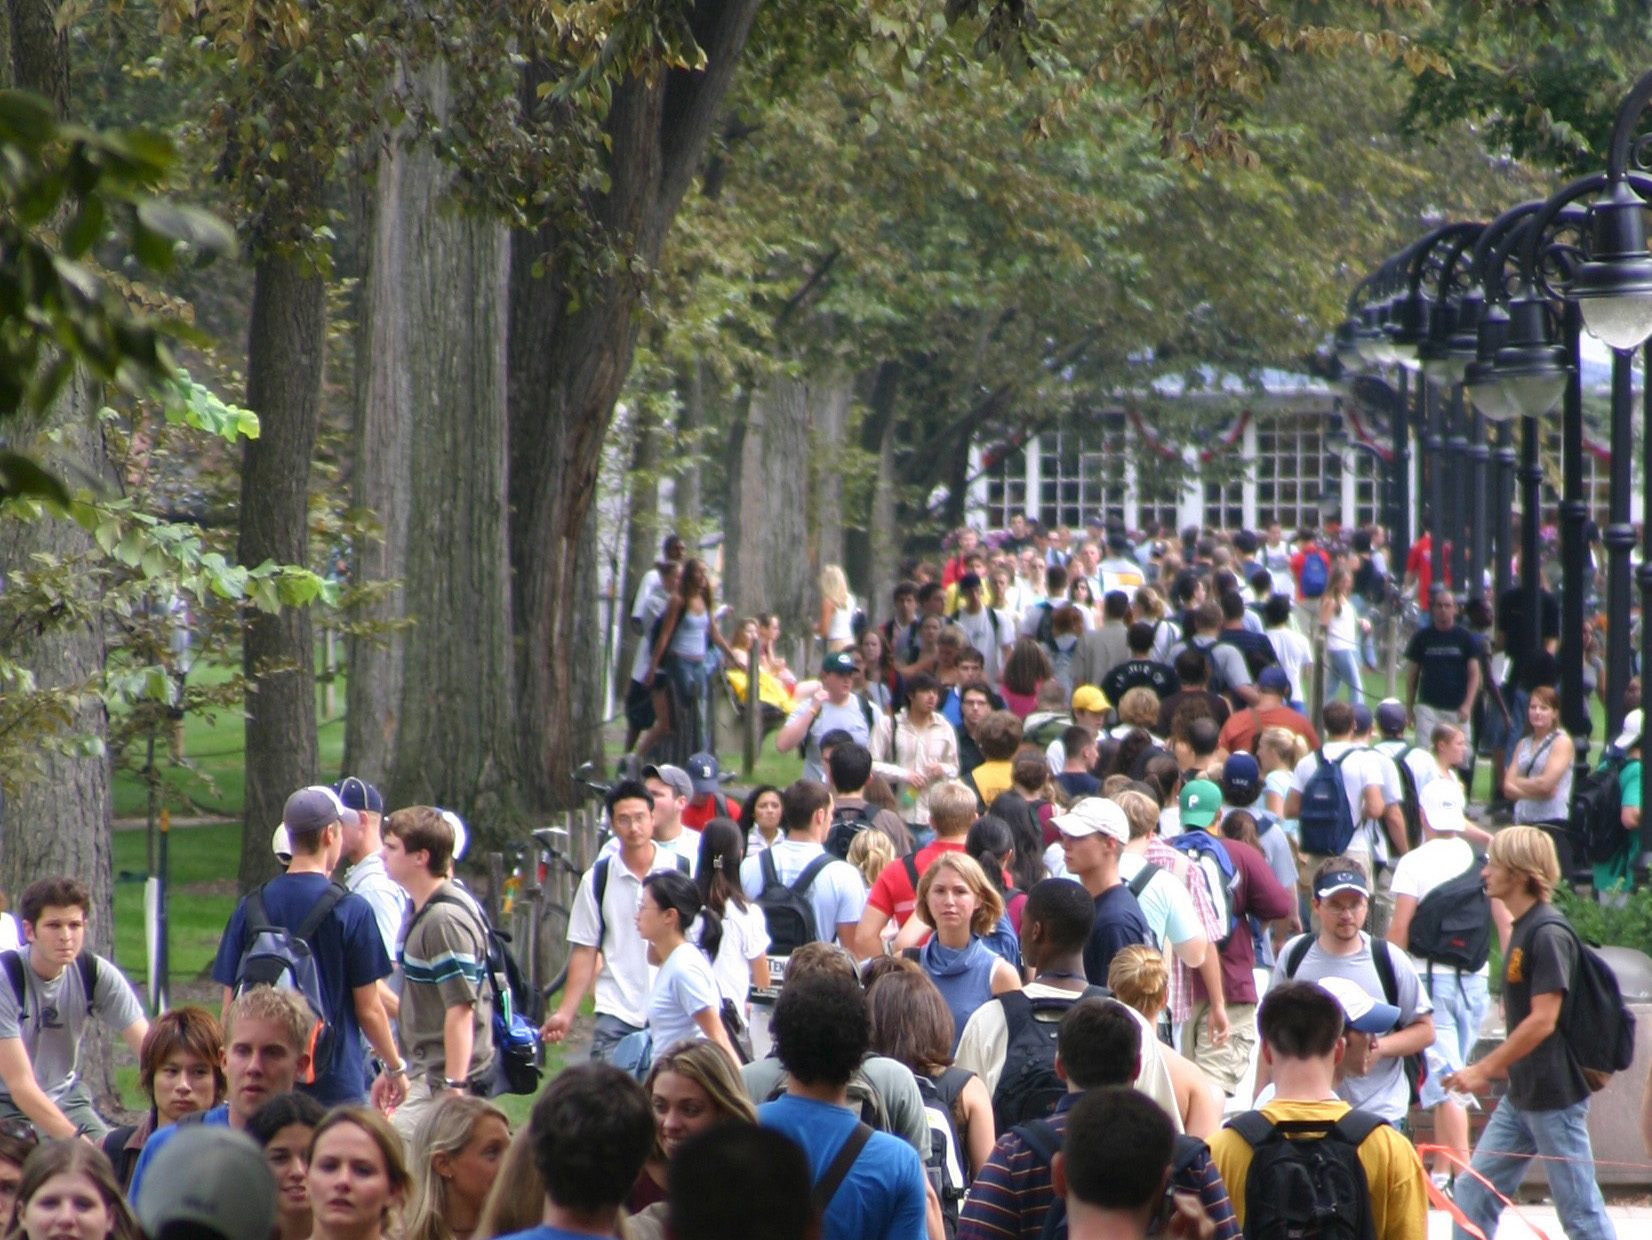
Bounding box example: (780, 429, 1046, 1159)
(756, 850, 834, 956)
(1219, 628, 1280, 681)
(592, 852, 692, 946)
(990, 986, 1110, 1132)
(1381, 744, 1423, 850)
(1015, 1122, 1208, 1240)
(1571, 754, 1629, 864)
(1407, 854, 1491, 978)
(1297, 750, 1357, 856)
(1528, 909, 1637, 1087)
(232, 882, 349, 1087)
(1224, 1109, 1383, 1240)
(766, 1063, 894, 1133)
(1284, 935, 1426, 1106)
(1190, 640, 1229, 697)
(825, 803, 880, 861)
(917, 1068, 972, 1237)
(409, 890, 544, 1096)
(1299, 550, 1331, 599)
(1167, 830, 1241, 945)
(1033, 601, 1056, 652)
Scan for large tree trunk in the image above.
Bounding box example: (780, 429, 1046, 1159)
(724, 376, 813, 639)
(846, 361, 901, 623)
(615, 407, 661, 701)
(507, 0, 760, 809)
(343, 139, 412, 784)
(238, 255, 325, 891)
(380, 65, 520, 827)
(809, 376, 851, 579)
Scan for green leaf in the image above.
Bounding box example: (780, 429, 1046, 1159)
(0, 452, 70, 507)
(135, 200, 237, 260)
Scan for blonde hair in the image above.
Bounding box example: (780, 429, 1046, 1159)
(1132, 586, 1167, 622)
(1118, 687, 1161, 731)
(1111, 790, 1160, 842)
(928, 781, 978, 837)
(1108, 943, 1170, 1021)
(821, 564, 850, 609)
(847, 829, 896, 890)
(914, 852, 1004, 937)
(308, 1108, 412, 1234)
(1257, 726, 1308, 770)
(226, 985, 313, 1053)
(404, 1096, 510, 1240)
(642, 1041, 757, 1163)
(1487, 825, 1561, 903)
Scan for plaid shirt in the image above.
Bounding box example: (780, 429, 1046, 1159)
(956, 1093, 1240, 1240)
(1144, 837, 1223, 1025)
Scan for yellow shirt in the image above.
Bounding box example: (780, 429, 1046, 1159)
(1207, 1098, 1428, 1240)
(970, 759, 1015, 807)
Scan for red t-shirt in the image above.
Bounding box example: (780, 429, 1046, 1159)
(1406, 535, 1453, 598)
(867, 838, 967, 926)
(681, 795, 741, 831)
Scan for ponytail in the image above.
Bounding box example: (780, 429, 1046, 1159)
(642, 870, 721, 961)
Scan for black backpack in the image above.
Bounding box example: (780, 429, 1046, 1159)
(1225, 1109, 1383, 1240)
(1283, 935, 1425, 1107)
(1381, 744, 1423, 850)
(756, 850, 834, 955)
(0, 950, 97, 1014)
(232, 881, 349, 1087)
(825, 803, 880, 861)
(1571, 754, 1629, 864)
(1297, 750, 1357, 856)
(989, 986, 1110, 1132)
(1407, 855, 1491, 978)
(1015, 1122, 1208, 1240)
(917, 1067, 972, 1237)
(1528, 909, 1637, 1085)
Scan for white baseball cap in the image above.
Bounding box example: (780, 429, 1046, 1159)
(1615, 709, 1644, 753)
(1418, 778, 1466, 834)
(1317, 976, 1401, 1034)
(1051, 797, 1130, 844)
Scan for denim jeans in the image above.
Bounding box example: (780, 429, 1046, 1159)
(1418, 969, 1489, 1108)
(1453, 1095, 1617, 1240)
(1325, 647, 1363, 703)
(587, 1013, 644, 1063)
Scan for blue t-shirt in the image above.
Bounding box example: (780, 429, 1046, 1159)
(210, 872, 393, 1105)
(127, 1104, 230, 1203)
(1082, 883, 1153, 987)
(491, 1230, 600, 1240)
(759, 1094, 926, 1240)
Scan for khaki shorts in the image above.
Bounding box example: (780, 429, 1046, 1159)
(1184, 1000, 1257, 1098)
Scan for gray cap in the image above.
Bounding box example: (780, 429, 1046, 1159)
(641, 763, 693, 800)
(136, 1125, 278, 1240)
(283, 785, 357, 836)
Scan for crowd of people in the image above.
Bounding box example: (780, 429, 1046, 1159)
(0, 515, 1635, 1240)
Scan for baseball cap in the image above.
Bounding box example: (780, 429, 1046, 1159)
(441, 809, 469, 861)
(1418, 778, 1467, 833)
(1314, 868, 1370, 900)
(136, 1125, 278, 1240)
(283, 786, 356, 836)
(959, 571, 983, 591)
(1615, 708, 1644, 753)
(1071, 684, 1108, 714)
(333, 775, 383, 815)
(685, 752, 721, 795)
(271, 824, 292, 865)
(1179, 779, 1222, 828)
(1317, 976, 1401, 1035)
(822, 651, 857, 676)
(1052, 797, 1130, 844)
(641, 763, 694, 801)
(1376, 699, 1408, 737)
(1221, 753, 1260, 800)
(1350, 703, 1373, 734)
(1257, 666, 1291, 695)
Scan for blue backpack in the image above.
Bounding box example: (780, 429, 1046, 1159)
(1168, 830, 1241, 945)
(1299, 550, 1330, 598)
(1297, 749, 1357, 855)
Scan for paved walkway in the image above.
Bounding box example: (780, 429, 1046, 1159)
(1428, 1204, 1652, 1236)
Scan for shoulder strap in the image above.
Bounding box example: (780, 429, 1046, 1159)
(998, 988, 1033, 1040)
(1127, 861, 1161, 898)
(813, 1122, 873, 1214)
(1371, 938, 1400, 1007)
(675, 852, 692, 875)
(591, 856, 613, 944)
(900, 947, 923, 962)
(295, 881, 350, 942)
(1332, 1109, 1386, 1147)
(1283, 935, 1313, 978)
(1013, 1118, 1060, 1165)
(245, 885, 273, 933)
(1169, 1134, 1208, 1179)
(76, 951, 98, 1013)
(1225, 1110, 1275, 1147)
(0, 952, 22, 1006)
(791, 854, 835, 896)
(903, 853, 920, 891)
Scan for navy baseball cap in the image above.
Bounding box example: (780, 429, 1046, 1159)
(333, 776, 383, 815)
(1222, 752, 1261, 800)
(822, 651, 857, 676)
(685, 752, 720, 795)
(1257, 666, 1291, 694)
(1351, 703, 1373, 734)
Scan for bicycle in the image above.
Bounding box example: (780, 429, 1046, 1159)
(505, 764, 615, 1011)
